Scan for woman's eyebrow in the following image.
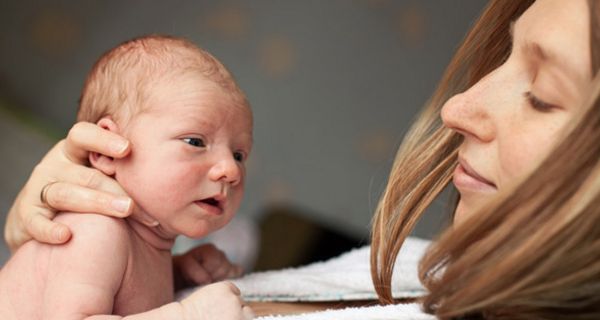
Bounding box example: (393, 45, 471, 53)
(522, 41, 585, 84)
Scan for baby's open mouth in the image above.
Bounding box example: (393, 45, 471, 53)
(194, 195, 225, 216)
(200, 197, 220, 208)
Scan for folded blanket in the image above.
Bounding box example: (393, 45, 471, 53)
(177, 237, 431, 319)
(177, 236, 430, 302)
(256, 303, 435, 320)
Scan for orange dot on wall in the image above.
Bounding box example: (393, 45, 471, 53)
(29, 8, 81, 58)
(201, 5, 250, 39)
(258, 35, 296, 79)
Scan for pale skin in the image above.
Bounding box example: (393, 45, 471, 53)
(0, 69, 254, 319)
(3, 0, 594, 317)
(444, 0, 592, 223)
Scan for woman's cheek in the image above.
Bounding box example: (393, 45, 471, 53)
(500, 136, 557, 186)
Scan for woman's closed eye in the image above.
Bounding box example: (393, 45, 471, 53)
(524, 91, 559, 112)
(182, 137, 206, 148)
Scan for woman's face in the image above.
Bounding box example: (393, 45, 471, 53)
(441, 0, 592, 224)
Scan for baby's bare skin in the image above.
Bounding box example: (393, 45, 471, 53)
(0, 213, 176, 318)
(0, 212, 250, 319)
(0, 36, 254, 319)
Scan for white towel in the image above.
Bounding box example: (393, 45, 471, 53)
(177, 236, 429, 302)
(178, 236, 429, 302)
(256, 303, 435, 320)
(176, 237, 432, 319)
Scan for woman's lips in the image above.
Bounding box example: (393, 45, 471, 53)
(453, 160, 497, 193)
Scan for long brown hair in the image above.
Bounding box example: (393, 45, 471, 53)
(371, 0, 600, 318)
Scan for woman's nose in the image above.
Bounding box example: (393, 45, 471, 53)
(440, 83, 496, 142)
(208, 153, 242, 186)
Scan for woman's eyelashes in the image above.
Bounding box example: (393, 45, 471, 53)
(524, 91, 558, 112)
(182, 137, 206, 147)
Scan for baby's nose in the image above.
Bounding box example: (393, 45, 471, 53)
(208, 155, 242, 186)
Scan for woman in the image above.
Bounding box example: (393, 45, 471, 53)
(5, 0, 600, 318)
(372, 0, 600, 318)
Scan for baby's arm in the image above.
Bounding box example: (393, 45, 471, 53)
(42, 214, 252, 320)
(119, 282, 254, 320)
(41, 213, 129, 319)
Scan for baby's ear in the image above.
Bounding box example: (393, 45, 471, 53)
(88, 117, 120, 176)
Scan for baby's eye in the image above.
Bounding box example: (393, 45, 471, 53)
(182, 137, 206, 148)
(233, 151, 245, 162)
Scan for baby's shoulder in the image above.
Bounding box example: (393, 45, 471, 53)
(54, 212, 130, 246)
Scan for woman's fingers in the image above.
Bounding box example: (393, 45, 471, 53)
(4, 122, 134, 251)
(24, 211, 72, 245)
(44, 162, 159, 225)
(64, 122, 131, 164)
(66, 164, 128, 196)
(43, 181, 132, 217)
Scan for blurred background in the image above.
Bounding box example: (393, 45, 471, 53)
(0, 1, 485, 270)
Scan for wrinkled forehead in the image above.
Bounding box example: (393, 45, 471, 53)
(145, 70, 249, 110)
(137, 72, 251, 132)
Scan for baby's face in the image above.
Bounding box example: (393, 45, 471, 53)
(114, 74, 253, 239)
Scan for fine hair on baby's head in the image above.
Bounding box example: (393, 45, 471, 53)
(77, 34, 248, 127)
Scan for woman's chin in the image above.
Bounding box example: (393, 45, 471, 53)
(453, 201, 467, 225)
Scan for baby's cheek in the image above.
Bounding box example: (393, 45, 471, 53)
(151, 168, 195, 199)
(121, 166, 180, 210)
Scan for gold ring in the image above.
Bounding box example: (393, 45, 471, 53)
(40, 181, 58, 207)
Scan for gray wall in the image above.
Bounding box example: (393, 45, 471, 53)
(0, 1, 486, 262)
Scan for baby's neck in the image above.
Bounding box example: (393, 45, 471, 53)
(126, 218, 175, 251)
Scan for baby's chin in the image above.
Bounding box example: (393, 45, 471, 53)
(176, 219, 229, 239)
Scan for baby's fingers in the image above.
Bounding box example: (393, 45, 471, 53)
(179, 256, 213, 285)
(43, 181, 132, 217)
(242, 305, 255, 320)
(227, 264, 244, 279)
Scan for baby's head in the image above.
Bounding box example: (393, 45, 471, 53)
(78, 35, 253, 240)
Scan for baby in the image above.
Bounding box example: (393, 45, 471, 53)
(0, 35, 254, 319)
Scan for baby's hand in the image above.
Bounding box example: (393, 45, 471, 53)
(173, 243, 243, 290)
(181, 281, 254, 320)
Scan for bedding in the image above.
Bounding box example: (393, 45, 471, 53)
(178, 237, 432, 319)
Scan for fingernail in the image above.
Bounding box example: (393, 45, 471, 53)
(139, 212, 159, 227)
(110, 140, 129, 154)
(146, 220, 159, 227)
(112, 198, 132, 214)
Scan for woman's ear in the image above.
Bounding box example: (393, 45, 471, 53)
(89, 117, 121, 176)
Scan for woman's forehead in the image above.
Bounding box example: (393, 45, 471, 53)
(514, 0, 591, 82)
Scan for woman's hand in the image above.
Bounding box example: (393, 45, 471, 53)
(173, 243, 244, 291)
(4, 122, 136, 252)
